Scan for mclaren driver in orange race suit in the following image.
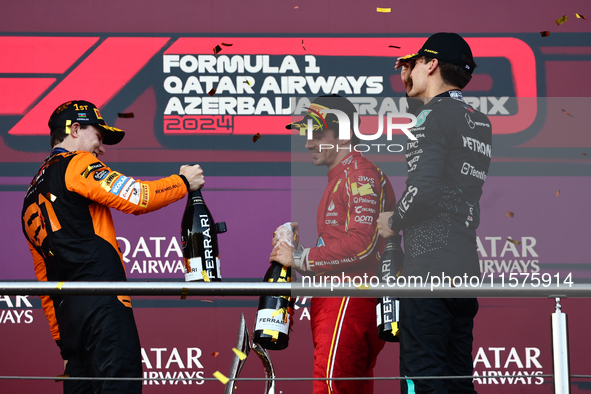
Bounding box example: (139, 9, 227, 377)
(21, 100, 204, 394)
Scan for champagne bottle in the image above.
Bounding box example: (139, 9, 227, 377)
(253, 262, 295, 350)
(253, 223, 296, 350)
(181, 189, 226, 282)
(376, 234, 404, 342)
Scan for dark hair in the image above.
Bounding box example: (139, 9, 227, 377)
(423, 55, 477, 89)
(50, 123, 89, 148)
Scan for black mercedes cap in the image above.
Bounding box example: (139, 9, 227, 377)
(48, 100, 125, 145)
(399, 33, 475, 74)
(286, 94, 358, 132)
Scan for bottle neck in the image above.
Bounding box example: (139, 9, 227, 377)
(188, 189, 203, 199)
(187, 189, 204, 205)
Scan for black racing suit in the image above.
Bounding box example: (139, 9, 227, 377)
(390, 90, 492, 393)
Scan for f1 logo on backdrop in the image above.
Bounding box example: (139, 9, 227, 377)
(1, 36, 537, 143)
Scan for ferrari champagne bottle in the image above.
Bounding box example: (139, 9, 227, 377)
(253, 262, 295, 350)
(376, 235, 404, 342)
(253, 223, 297, 350)
(181, 189, 226, 282)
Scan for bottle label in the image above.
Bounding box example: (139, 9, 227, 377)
(184, 257, 221, 281)
(254, 308, 289, 335)
(376, 297, 400, 327)
(376, 303, 381, 326)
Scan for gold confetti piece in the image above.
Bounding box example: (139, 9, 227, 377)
(180, 288, 188, 300)
(263, 329, 279, 342)
(48, 193, 57, 202)
(213, 371, 229, 385)
(117, 112, 134, 118)
(54, 374, 69, 382)
(294, 5, 299, 8)
(507, 237, 521, 245)
(202, 270, 211, 282)
(556, 15, 568, 26)
(302, 39, 306, 51)
(540, 31, 550, 37)
(208, 89, 216, 96)
(213, 45, 222, 54)
(576, 13, 587, 20)
(556, 190, 560, 197)
(506, 211, 514, 218)
(377, 7, 391, 12)
(232, 347, 247, 360)
(212, 351, 219, 357)
(246, 79, 252, 86)
(56, 282, 65, 290)
(389, 45, 401, 48)
(221, 43, 233, 46)
(201, 299, 214, 303)
(252, 132, 261, 143)
(561, 108, 574, 117)
(581, 153, 588, 156)
(271, 307, 287, 323)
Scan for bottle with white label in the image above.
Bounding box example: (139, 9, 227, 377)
(253, 261, 295, 350)
(376, 235, 404, 342)
(181, 189, 226, 282)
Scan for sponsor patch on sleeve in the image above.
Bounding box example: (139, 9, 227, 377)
(110, 175, 129, 196)
(350, 182, 374, 196)
(100, 171, 121, 192)
(118, 179, 136, 200)
(139, 184, 149, 208)
(81, 162, 105, 178)
(93, 169, 109, 181)
(128, 183, 141, 205)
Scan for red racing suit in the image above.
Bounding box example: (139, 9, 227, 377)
(308, 152, 396, 277)
(306, 151, 396, 394)
(21, 149, 188, 393)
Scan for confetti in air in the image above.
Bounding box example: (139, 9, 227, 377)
(213, 371, 229, 384)
(576, 13, 587, 20)
(540, 31, 550, 37)
(252, 132, 261, 143)
(232, 348, 247, 360)
(377, 7, 391, 12)
(221, 43, 233, 46)
(561, 108, 574, 117)
(302, 39, 306, 51)
(507, 238, 521, 245)
(389, 45, 401, 48)
(212, 351, 219, 357)
(117, 113, 134, 118)
(556, 15, 568, 26)
(202, 270, 211, 281)
(208, 89, 216, 96)
(506, 212, 514, 218)
(213, 45, 222, 55)
(556, 190, 560, 197)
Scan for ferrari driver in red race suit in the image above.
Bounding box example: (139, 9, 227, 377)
(271, 94, 397, 394)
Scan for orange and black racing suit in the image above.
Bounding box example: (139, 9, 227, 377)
(21, 148, 188, 393)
